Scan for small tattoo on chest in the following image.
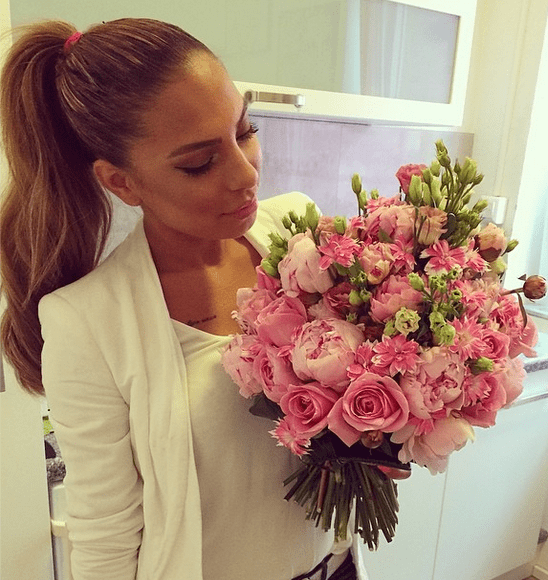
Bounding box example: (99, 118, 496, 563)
(186, 315, 217, 327)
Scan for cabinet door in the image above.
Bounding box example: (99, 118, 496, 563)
(361, 466, 446, 580)
(433, 396, 548, 580)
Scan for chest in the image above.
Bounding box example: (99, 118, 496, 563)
(160, 243, 262, 335)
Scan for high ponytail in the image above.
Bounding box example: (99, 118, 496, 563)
(0, 19, 214, 394)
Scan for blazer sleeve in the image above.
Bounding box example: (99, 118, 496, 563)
(39, 292, 143, 580)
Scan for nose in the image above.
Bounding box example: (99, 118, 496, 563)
(226, 141, 261, 192)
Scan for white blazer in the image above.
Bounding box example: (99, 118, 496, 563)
(39, 192, 369, 580)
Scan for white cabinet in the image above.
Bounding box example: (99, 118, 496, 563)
(357, 380, 548, 580)
(433, 395, 548, 580)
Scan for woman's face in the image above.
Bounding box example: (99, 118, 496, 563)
(118, 51, 261, 244)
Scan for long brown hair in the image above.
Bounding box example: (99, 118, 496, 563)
(0, 19, 213, 394)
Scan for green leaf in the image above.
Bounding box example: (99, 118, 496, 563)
(249, 393, 284, 421)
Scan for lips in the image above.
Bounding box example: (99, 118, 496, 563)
(225, 197, 258, 219)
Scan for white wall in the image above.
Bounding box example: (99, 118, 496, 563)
(0, 1, 55, 578)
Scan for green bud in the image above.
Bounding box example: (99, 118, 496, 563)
(429, 310, 445, 328)
(348, 289, 363, 306)
(506, 239, 519, 253)
(359, 289, 372, 303)
(446, 267, 461, 281)
(450, 288, 463, 301)
(422, 182, 433, 205)
(268, 232, 286, 248)
(383, 319, 397, 337)
(470, 357, 494, 374)
(352, 173, 362, 195)
(334, 216, 347, 234)
(408, 272, 425, 292)
(460, 157, 478, 184)
(305, 202, 320, 232)
(439, 154, 451, 168)
(429, 275, 443, 292)
(430, 159, 441, 177)
(422, 168, 432, 184)
(434, 323, 456, 346)
(430, 178, 442, 206)
(370, 189, 379, 200)
(261, 258, 279, 278)
(435, 140, 448, 156)
(282, 215, 292, 230)
(472, 173, 484, 186)
(269, 245, 287, 260)
(454, 160, 462, 175)
(489, 256, 507, 275)
(472, 199, 489, 213)
(288, 210, 299, 224)
(358, 190, 368, 211)
(394, 307, 421, 336)
(408, 174, 423, 205)
(462, 191, 472, 206)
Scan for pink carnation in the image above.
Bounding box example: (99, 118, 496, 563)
(347, 341, 377, 380)
(461, 371, 507, 427)
(328, 372, 409, 446)
(388, 237, 416, 275)
(448, 317, 487, 361)
(369, 275, 423, 323)
(370, 334, 420, 376)
(318, 234, 361, 270)
(421, 240, 466, 275)
(270, 418, 311, 456)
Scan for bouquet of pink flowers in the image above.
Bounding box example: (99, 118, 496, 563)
(221, 140, 546, 550)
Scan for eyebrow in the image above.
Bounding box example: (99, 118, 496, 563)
(167, 101, 249, 159)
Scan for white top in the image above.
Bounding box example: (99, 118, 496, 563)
(173, 320, 335, 579)
(39, 192, 369, 580)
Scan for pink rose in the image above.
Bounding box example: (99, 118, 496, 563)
(234, 287, 277, 333)
(392, 416, 475, 474)
(221, 335, 263, 398)
(479, 327, 510, 361)
(328, 372, 409, 446)
(256, 295, 308, 347)
(280, 382, 339, 439)
(369, 275, 423, 323)
(475, 223, 507, 262)
(253, 343, 301, 403)
(395, 163, 427, 194)
(291, 319, 365, 391)
(415, 206, 447, 245)
(399, 347, 465, 420)
(278, 232, 334, 296)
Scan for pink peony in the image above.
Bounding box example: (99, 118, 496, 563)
(278, 232, 334, 296)
(395, 163, 427, 194)
(369, 275, 423, 323)
(475, 223, 507, 262)
(253, 343, 301, 403)
(461, 370, 507, 427)
(256, 266, 282, 291)
(221, 334, 264, 398)
(280, 382, 339, 439)
(234, 287, 277, 333)
(328, 372, 409, 446)
(255, 295, 308, 347)
(508, 316, 538, 358)
(498, 357, 525, 405)
(392, 416, 475, 474)
(290, 319, 365, 392)
(415, 206, 447, 245)
(358, 243, 394, 285)
(365, 205, 415, 244)
(270, 418, 311, 456)
(399, 347, 465, 420)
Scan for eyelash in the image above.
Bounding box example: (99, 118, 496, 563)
(181, 122, 259, 177)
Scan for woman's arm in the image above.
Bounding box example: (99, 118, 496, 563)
(39, 292, 143, 580)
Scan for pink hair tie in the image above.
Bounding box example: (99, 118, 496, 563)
(63, 31, 83, 54)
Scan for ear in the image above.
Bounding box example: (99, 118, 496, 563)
(93, 159, 143, 207)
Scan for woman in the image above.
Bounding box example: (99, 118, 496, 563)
(0, 18, 367, 580)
